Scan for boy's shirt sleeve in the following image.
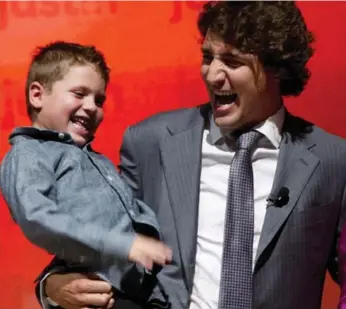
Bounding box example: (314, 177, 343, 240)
(0, 143, 136, 267)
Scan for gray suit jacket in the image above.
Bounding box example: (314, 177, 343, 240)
(115, 104, 346, 309)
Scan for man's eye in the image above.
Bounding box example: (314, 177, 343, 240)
(202, 54, 213, 64)
(224, 60, 242, 69)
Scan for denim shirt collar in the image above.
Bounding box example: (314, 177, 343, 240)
(9, 127, 95, 149)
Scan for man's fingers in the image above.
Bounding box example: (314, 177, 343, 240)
(86, 273, 101, 280)
(107, 298, 115, 309)
(73, 278, 112, 293)
(76, 293, 112, 307)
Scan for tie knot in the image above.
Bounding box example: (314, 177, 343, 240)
(236, 130, 262, 151)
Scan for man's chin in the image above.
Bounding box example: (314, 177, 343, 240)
(213, 114, 239, 130)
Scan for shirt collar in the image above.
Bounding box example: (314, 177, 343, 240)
(208, 105, 285, 149)
(9, 127, 94, 149)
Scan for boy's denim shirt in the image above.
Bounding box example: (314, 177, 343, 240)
(0, 126, 161, 296)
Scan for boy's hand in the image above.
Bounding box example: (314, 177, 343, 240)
(128, 234, 172, 270)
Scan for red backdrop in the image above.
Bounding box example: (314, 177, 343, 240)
(0, 2, 345, 308)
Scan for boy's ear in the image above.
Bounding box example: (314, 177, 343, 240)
(28, 81, 46, 109)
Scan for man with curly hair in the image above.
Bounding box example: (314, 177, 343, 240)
(36, 2, 346, 309)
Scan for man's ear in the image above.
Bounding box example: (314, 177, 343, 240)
(28, 81, 46, 110)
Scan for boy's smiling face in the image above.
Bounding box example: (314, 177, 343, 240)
(29, 64, 106, 146)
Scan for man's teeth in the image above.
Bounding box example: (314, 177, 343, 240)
(214, 92, 234, 96)
(214, 92, 238, 105)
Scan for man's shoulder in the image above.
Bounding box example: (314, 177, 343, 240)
(126, 104, 206, 138)
(299, 119, 346, 159)
(132, 105, 202, 129)
(286, 113, 346, 150)
(309, 123, 346, 146)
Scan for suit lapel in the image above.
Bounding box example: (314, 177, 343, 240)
(159, 107, 319, 280)
(254, 114, 320, 271)
(160, 105, 207, 288)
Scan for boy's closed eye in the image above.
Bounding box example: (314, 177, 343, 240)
(73, 90, 85, 99)
(71, 88, 106, 108)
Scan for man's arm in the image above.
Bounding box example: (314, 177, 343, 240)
(38, 272, 114, 309)
(0, 144, 135, 266)
(118, 127, 143, 198)
(119, 127, 171, 308)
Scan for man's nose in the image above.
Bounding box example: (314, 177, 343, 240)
(206, 60, 226, 89)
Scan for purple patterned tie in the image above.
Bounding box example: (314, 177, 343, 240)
(218, 130, 262, 309)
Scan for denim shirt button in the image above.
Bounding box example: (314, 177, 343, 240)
(107, 175, 113, 181)
(79, 255, 87, 263)
(58, 133, 65, 140)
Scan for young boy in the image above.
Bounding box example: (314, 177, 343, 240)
(0, 41, 171, 303)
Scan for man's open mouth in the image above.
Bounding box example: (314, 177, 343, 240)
(213, 92, 238, 106)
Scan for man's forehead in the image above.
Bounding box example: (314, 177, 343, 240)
(201, 33, 257, 63)
(201, 33, 240, 57)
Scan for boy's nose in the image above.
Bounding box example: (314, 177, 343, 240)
(83, 98, 97, 113)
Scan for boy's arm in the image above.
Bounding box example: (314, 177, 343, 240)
(0, 144, 135, 267)
(35, 127, 171, 309)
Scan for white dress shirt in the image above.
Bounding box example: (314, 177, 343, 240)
(189, 106, 285, 309)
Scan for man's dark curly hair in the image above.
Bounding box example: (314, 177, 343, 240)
(197, 1, 315, 97)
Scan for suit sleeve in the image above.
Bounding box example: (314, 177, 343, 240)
(118, 127, 171, 308)
(0, 144, 135, 266)
(118, 127, 143, 199)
